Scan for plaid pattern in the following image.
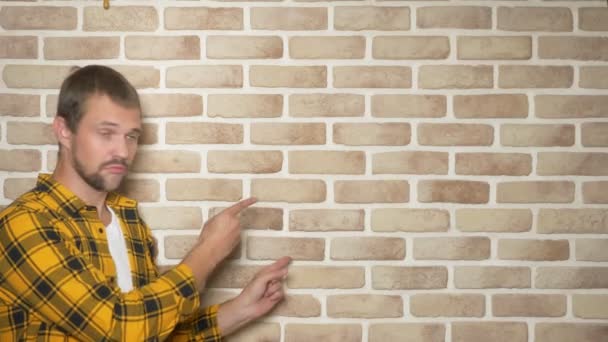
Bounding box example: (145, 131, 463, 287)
(0, 174, 223, 342)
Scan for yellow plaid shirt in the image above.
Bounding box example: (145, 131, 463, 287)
(0, 174, 223, 341)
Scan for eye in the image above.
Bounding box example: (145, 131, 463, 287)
(126, 133, 140, 141)
(98, 130, 113, 138)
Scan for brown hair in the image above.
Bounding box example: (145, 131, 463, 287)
(56, 65, 140, 132)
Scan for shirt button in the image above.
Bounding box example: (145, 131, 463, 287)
(98, 227, 104, 234)
(109, 276, 115, 283)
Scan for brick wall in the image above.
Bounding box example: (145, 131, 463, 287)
(1, 1, 607, 341)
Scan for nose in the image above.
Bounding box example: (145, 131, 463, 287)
(113, 135, 129, 159)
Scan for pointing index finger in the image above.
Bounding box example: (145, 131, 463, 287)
(224, 197, 257, 215)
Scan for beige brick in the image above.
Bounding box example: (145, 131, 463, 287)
(453, 322, 528, 342)
(539, 209, 608, 234)
(335, 6, 409, 31)
(0, 36, 37, 59)
(536, 267, 608, 289)
(335, 180, 408, 203)
(573, 295, 608, 319)
(0, 94, 39, 117)
(539, 37, 608, 61)
(493, 294, 566, 317)
(3, 178, 36, 200)
(287, 266, 365, 289)
(501, 124, 574, 147)
(373, 36, 449, 59)
(456, 153, 531, 176)
(414, 237, 490, 260)
(497, 181, 574, 204)
(583, 181, 608, 204)
(458, 36, 531, 60)
(290, 36, 365, 59)
(328, 295, 403, 318)
(140, 123, 158, 145)
(208, 94, 282, 118)
(331, 237, 405, 261)
(455, 266, 531, 289)
(247, 237, 324, 261)
(131, 151, 200, 173)
(289, 209, 363, 232)
(273, 295, 321, 317)
(7, 122, 55, 145)
(118, 179, 160, 203)
(3, 65, 73, 89)
(0, 150, 41, 172)
(46, 95, 58, 117)
(84, 6, 158, 31)
(251, 7, 327, 30)
(289, 151, 365, 175)
(334, 123, 410, 146)
(454, 94, 528, 118)
(419, 123, 493, 146)
(373, 151, 448, 175)
(110, 66, 159, 89)
(166, 235, 236, 260)
(166, 66, 243, 88)
(576, 239, 608, 262)
(207, 36, 282, 59)
(498, 239, 569, 261)
(0, 6, 77, 30)
(580, 8, 608, 31)
(372, 266, 448, 290)
(285, 324, 361, 342)
(251, 179, 326, 203)
(209, 207, 283, 231)
(250, 66, 326, 88)
(334, 66, 411, 88)
(411, 294, 485, 317)
(457, 209, 532, 233)
(372, 95, 446, 118)
(498, 7, 572, 31)
(536, 323, 608, 342)
(164, 7, 243, 30)
(251, 123, 325, 145)
(538, 152, 608, 176)
(372, 209, 449, 233)
(140, 94, 202, 117)
(290, 94, 364, 118)
(139, 206, 202, 230)
(166, 123, 243, 144)
(370, 324, 445, 342)
(226, 323, 279, 342)
(208, 150, 282, 174)
(582, 122, 608, 147)
(126, 36, 200, 60)
(499, 65, 573, 88)
(418, 180, 489, 204)
(208, 264, 260, 288)
(536, 95, 608, 118)
(580, 66, 608, 89)
(419, 65, 493, 89)
(166, 178, 242, 201)
(417, 6, 491, 29)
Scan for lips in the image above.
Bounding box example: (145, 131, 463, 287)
(104, 164, 127, 174)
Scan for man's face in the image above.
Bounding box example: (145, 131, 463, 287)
(69, 94, 142, 192)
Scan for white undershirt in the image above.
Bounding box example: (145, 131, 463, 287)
(106, 206, 134, 293)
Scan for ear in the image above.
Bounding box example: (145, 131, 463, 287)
(53, 116, 73, 151)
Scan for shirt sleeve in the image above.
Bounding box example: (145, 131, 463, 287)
(168, 304, 224, 342)
(0, 209, 201, 342)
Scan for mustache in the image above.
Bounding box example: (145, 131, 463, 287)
(100, 159, 128, 169)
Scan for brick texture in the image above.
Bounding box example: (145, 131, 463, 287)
(3, 1, 607, 340)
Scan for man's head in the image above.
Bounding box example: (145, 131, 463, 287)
(53, 65, 142, 192)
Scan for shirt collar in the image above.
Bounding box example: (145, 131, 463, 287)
(34, 174, 137, 216)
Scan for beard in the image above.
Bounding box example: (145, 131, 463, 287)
(72, 146, 128, 192)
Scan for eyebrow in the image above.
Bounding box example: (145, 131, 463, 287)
(98, 121, 142, 134)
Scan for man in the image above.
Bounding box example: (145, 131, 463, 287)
(0, 65, 290, 341)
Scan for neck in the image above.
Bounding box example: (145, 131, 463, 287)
(53, 155, 108, 214)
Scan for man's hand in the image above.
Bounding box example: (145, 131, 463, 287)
(181, 197, 257, 292)
(217, 256, 291, 336)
